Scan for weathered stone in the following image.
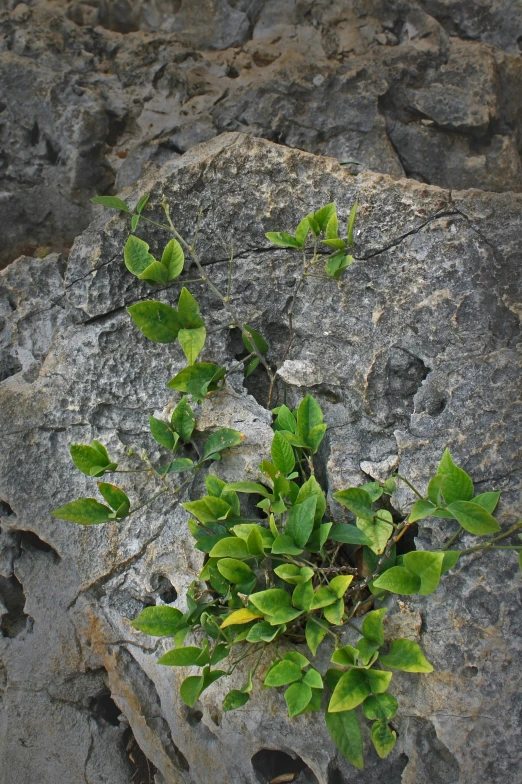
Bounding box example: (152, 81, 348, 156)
(1, 133, 521, 783)
(2, 0, 522, 266)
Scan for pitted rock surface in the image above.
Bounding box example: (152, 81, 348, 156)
(0, 134, 521, 783)
(1, 0, 522, 264)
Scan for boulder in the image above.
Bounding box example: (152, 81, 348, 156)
(0, 133, 521, 783)
(1, 0, 522, 265)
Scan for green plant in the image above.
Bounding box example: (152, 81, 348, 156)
(53, 194, 522, 770)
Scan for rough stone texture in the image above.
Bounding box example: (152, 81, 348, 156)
(1, 134, 521, 783)
(1, 0, 522, 265)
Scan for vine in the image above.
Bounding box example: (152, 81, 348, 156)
(52, 193, 521, 770)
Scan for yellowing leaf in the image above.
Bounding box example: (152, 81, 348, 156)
(220, 609, 263, 628)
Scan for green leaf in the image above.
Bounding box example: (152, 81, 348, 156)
(296, 476, 326, 525)
(271, 431, 295, 475)
(226, 482, 271, 498)
(356, 637, 379, 666)
(441, 550, 460, 574)
(297, 395, 324, 446)
(333, 488, 374, 521)
(446, 501, 501, 535)
(314, 203, 336, 231)
(324, 597, 345, 625)
(366, 669, 392, 693)
(292, 579, 314, 611)
(124, 235, 156, 276)
(268, 608, 303, 626)
(357, 512, 393, 555)
(326, 212, 339, 240)
(285, 682, 312, 717)
(328, 523, 372, 546)
(70, 443, 112, 476)
(347, 201, 358, 247)
(303, 668, 323, 689)
(149, 416, 177, 450)
(372, 566, 421, 595)
(177, 287, 204, 329)
(161, 239, 184, 280)
(329, 670, 371, 712)
(247, 526, 265, 556)
(128, 301, 181, 343)
(437, 449, 474, 504)
(157, 646, 203, 666)
(246, 621, 281, 643)
(380, 639, 433, 672)
(325, 252, 353, 281)
(131, 214, 139, 232)
(171, 396, 195, 442)
(137, 261, 169, 284)
(223, 690, 250, 712)
(217, 558, 255, 584)
(242, 325, 269, 355)
(361, 607, 387, 647)
(131, 606, 183, 636)
(310, 586, 337, 610)
(209, 538, 250, 559)
(91, 195, 130, 212)
(179, 675, 204, 707)
(322, 238, 346, 250)
(473, 491, 500, 513)
(305, 617, 327, 656)
(204, 428, 245, 459)
(325, 709, 364, 770)
(306, 522, 332, 553)
(402, 551, 444, 595)
(408, 499, 438, 523)
(363, 693, 398, 721)
(274, 564, 301, 584)
(98, 483, 130, 516)
(136, 193, 150, 214)
(372, 721, 397, 759)
(249, 589, 290, 617)
(164, 458, 194, 474)
(265, 231, 302, 248)
(168, 363, 225, 401)
(51, 498, 112, 525)
(294, 216, 310, 246)
(331, 645, 358, 666)
(307, 213, 320, 235)
(178, 327, 206, 364)
(275, 405, 297, 433)
(271, 535, 303, 555)
(329, 575, 353, 599)
(285, 496, 317, 548)
(264, 660, 302, 687)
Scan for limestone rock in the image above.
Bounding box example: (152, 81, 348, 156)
(1, 134, 521, 783)
(2, 0, 522, 265)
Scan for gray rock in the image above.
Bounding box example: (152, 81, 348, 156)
(1, 133, 521, 783)
(2, 0, 522, 265)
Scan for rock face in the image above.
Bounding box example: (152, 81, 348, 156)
(1, 133, 521, 783)
(1, 0, 522, 264)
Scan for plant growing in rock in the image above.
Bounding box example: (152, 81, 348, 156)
(52, 194, 522, 770)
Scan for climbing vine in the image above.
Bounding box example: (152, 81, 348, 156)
(52, 194, 522, 770)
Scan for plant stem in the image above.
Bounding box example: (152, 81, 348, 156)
(442, 526, 464, 550)
(459, 521, 522, 554)
(394, 474, 425, 500)
(224, 352, 256, 379)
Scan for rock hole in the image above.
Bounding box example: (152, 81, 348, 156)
(0, 354, 23, 382)
(123, 726, 160, 784)
(0, 500, 14, 519)
(89, 687, 122, 727)
(29, 120, 40, 146)
(19, 529, 61, 560)
(251, 749, 319, 784)
(227, 65, 240, 78)
(185, 708, 203, 726)
(463, 665, 478, 678)
(45, 138, 59, 165)
(0, 575, 32, 638)
(149, 573, 177, 604)
(395, 522, 418, 555)
(106, 114, 128, 147)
